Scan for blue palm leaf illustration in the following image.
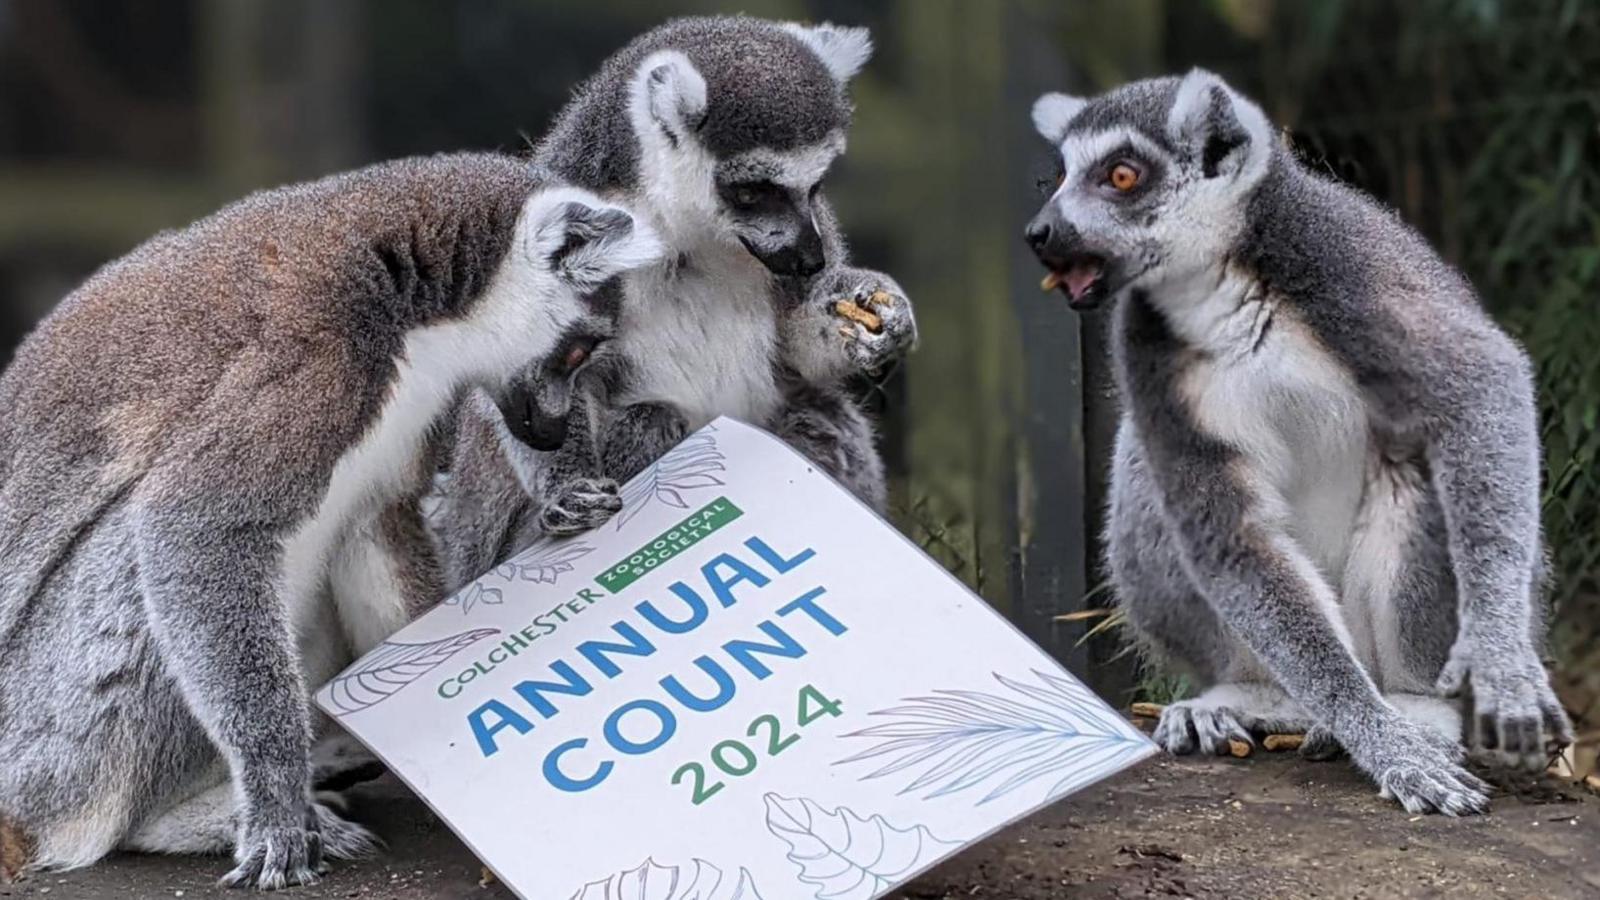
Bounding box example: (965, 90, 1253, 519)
(617, 426, 725, 529)
(837, 670, 1153, 806)
(323, 629, 499, 715)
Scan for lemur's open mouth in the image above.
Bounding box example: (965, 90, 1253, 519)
(1040, 254, 1106, 310)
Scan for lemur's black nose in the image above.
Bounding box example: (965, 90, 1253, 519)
(1024, 217, 1053, 253)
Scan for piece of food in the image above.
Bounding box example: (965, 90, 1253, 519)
(1227, 738, 1252, 758)
(1130, 702, 1165, 719)
(1260, 730, 1299, 749)
(864, 289, 896, 309)
(835, 299, 884, 333)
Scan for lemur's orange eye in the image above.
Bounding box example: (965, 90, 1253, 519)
(1109, 162, 1141, 192)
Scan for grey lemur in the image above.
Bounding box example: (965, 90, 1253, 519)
(431, 16, 917, 588)
(0, 153, 661, 887)
(1025, 71, 1572, 816)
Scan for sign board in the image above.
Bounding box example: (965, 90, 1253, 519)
(317, 418, 1156, 900)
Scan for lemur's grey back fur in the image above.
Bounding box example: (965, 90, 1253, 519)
(432, 16, 914, 589)
(1027, 71, 1570, 818)
(537, 16, 849, 193)
(0, 153, 656, 887)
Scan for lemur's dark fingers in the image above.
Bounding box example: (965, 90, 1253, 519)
(835, 299, 883, 333)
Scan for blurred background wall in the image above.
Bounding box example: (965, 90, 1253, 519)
(1, 0, 1595, 725)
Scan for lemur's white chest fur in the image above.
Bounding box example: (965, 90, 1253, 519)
(614, 243, 784, 429)
(281, 198, 569, 663)
(1162, 268, 1370, 586)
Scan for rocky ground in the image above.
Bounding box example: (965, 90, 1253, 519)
(5, 745, 1597, 900)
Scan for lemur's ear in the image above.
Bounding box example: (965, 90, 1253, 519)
(1166, 68, 1273, 181)
(782, 22, 873, 84)
(630, 50, 708, 149)
(1032, 92, 1086, 144)
(533, 197, 663, 291)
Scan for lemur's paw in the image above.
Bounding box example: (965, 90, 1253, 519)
(539, 477, 623, 536)
(312, 803, 381, 861)
(1298, 724, 1344, 761)
(1357, 718, 1491, 816)
(222, 824, 328, 890)
(1152, 701, 1253, 756)
(1437, 639, 1572, 770)
(625, 401, 690, 448)
(832, 283, 916, 371)
(1375, 763, 1492, 817)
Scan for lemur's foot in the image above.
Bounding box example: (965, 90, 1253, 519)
(1152, 701, 1254, 756)
(222, 823, 327, 890)
(832, 282, 916, 371)
(539, 476, 623, 536)
(1298, 724, 1344, 761)
(1354, 716, 1491, 816)
(1436, 637, 1573, 771)
(222, 803, 380, 890)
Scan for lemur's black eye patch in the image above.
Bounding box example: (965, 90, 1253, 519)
(718, 180, 787, 213)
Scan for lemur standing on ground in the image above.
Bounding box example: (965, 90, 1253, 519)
(1025, 71, 1571, 816)
(431, 16, 917, 588)
(0, 154, 660, 887)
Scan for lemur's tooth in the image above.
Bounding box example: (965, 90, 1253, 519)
(1041, 271, 1063, 292)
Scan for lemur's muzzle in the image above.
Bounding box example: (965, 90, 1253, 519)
(1025, 209, 1107, 311)
(745, 223, 826, 278)
(497, 377, 569, 453)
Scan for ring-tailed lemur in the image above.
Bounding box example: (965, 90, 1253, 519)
(1025, 71, 1572, 816)
(431, 16, 917, 588)
(0, 154, 660, 887)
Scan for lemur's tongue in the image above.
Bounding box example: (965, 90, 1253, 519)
(1062, 260, 1102, 302)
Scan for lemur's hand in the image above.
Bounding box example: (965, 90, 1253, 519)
(1347, 711, 1492, 816)
(222, 802, 377, 889)
(1436, 630, 1573, 769)
(830, 279, 917, 372)
(538, 476, 624, 536)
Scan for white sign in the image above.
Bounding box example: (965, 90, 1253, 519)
(317, 418, 1155, 900)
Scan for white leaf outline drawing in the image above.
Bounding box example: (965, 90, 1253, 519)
(494, 538, 596, 586)
(323, 629, 498, 716)
(443, 582, 504, 615)
(617, 425, 725, 530)
(835, 669, 1153, 806)
(567, 858, 764, 900)
(763, 794, 958, 900)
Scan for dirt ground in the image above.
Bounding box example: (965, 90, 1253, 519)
(4, 746, 1596, 900)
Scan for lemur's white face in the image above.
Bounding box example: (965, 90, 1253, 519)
(489, 187, 663, 450)
(625, 48, 850, 276)
(1025, 70, 1274, 310)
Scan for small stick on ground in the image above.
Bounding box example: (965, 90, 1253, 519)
(1130, 702, 1165, 719)
(1263, 734, 1305, 752)
(835, 299, 884, 333)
